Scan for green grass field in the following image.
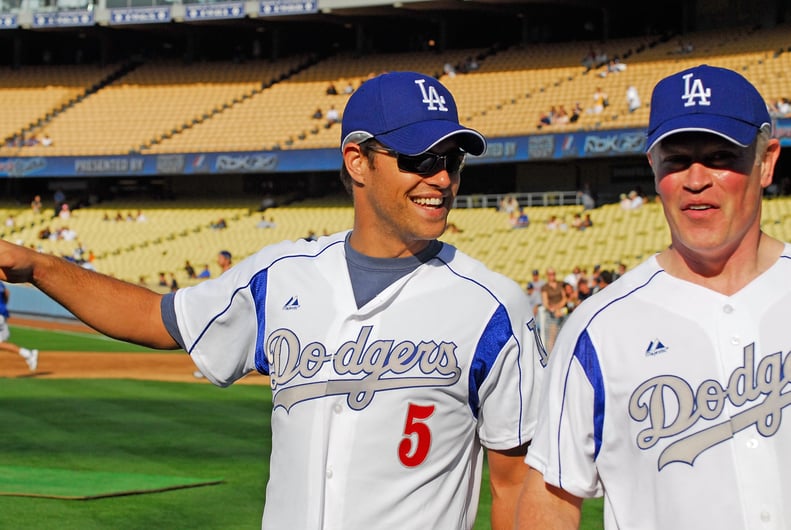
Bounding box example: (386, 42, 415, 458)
(1, 326, 604, 529)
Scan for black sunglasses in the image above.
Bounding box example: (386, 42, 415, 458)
(365, 143, 466, 176)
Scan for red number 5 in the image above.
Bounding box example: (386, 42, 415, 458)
(398, 403, 435, 467)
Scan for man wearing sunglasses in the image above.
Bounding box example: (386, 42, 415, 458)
(0, 71, 543, 529)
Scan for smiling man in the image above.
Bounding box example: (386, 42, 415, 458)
(0, 71, 544, 530)
(516, 65, 790, 530)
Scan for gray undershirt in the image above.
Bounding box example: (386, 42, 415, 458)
(345, 235, 442, 308)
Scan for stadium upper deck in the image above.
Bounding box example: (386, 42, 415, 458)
(0, 0, 788, 205)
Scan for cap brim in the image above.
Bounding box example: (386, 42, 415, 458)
(646, 114, 758, 152)
(376, 120, 486, 156)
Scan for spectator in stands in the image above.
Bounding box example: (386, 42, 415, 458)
(169, 274, 179, 292)
(58, 204, 71, 221)
(613, 261, 627, 281)
(626, 85, 641, 113)
(541, 268, 567, 352)
(530, 268, 546, 292)
(217, 250, 232, 273)
(157, 272, 167, 287)
(197, 264, 210, 279)
(563, 266, 582, 289)
(629, 189, 644, 209)
(600, 57, 626, 78)
(590, 262, 602, 281)
(582, 213, 593, 229)
(40, 133, 52, 147)
(593, 268, 614, 293)
(771, 98, 791, 117)
(184, 260, 197, 279)
(563, 281, 580, 314)
(443, 62, 457, 78)
(312, 107, 323, 120)
(525, 281, 542, 318)
(325, 105, 340, 127)
(30, 195, 42, 214)
(677, 40, 694, 54)
(56, 226, 77, 241)
(462, 56, 479, 72)
(554, 105, 570, 125)
(591, 86, 608, 114)
(259, 195, 277, 211)
(343, 81, 355, 94)
(577, 277, 593, 302)
(325, 82, 338, 95)
(53, 188, 65, 218)
(510, 208, 530, 229)
(211, 218, 227, 230)
(499, 194, 519, 214)
(548, 215, 568, 231)
(256, 215, 276, 229)
(536, 110, 553, 129)
(569, 102, 583, 123)
(570, 212, 584, 230)
(135, 210, 147, 222)
(578, 185, 596, 210)
(581, 46, 597, 71)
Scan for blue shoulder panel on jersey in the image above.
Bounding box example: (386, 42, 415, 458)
(251, 270, 270, 375)
(572, 329, 605, 459)
(468, 303, 515, 420)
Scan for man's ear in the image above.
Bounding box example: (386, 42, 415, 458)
(646, 152, 660, 196)
(759, 138, 781, 189)
(343, 143, 367, 186)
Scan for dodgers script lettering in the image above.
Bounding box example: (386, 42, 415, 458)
(628, 343, 791, 469)
(267, 325, 461, 411)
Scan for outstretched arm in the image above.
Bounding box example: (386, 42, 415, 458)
(515, 467, 583, 529)
(487, 443, 530, 530)
(0, 240, 177, 349)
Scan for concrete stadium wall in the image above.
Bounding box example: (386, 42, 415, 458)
(6, 283, 77, 321)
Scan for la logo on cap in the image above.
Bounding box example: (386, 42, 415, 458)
(415, 79, 449, 112)
(681, 72, 712, 108)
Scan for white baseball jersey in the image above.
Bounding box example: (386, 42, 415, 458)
(170, 231, 542, 529)
(526, 246, 791, 529)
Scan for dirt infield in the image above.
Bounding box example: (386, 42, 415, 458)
(1, 317, 269, 386)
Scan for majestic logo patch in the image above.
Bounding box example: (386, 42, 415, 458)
(645, 339, 668, 356)
(283, 296, 299, 310)
(414, 79, 448, 112)
(681, 72, 712, 107)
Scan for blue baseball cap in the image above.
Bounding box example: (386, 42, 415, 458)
(341, 71, 486, 156)
(646, 64, 771, 152)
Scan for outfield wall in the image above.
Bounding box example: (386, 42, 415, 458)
(6, 283, 77, 321)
